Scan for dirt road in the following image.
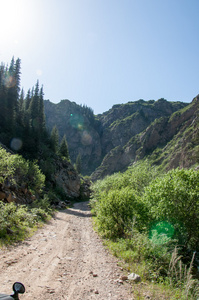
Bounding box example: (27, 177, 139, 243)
(0, 202, 133, 299)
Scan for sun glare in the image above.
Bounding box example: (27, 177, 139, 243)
(0, 0, 39, 56)
(0, 1, 24, 38)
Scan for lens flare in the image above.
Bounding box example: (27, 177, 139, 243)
(36, 69, 42, 76)
(149, 221, 175, 245)
(3, 74, 16, 88)
(69, 113, 84, 130)
(10, 138, 23, 151)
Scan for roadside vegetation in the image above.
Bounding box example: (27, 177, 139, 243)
(90, 160, 199, 299)
(0, 147, 52, 245)
(0, 57, 87, 246)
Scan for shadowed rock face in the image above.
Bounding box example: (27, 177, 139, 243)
(44, 98, 188, 178)
(44, 100, 102, 175)
(91, 96, 199, 180)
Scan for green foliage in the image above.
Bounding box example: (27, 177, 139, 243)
(93, 187, 146, 238)
(91, 160, 159, 238)
(143, 168, 199, 250)
(0, 58, 55, 161)
(0, 147, 45, 194)
(91, 161, 199, 297)
(0, 202, 50, 244)
(0, 148, 16, 183)
(59, 134, 70, 160)
(106, 230, 172, 281)
(95, 187, 140, 238)
(50, 125, 59, 153)
(31, 194, 52, 217)
(91, 160, 158, 207)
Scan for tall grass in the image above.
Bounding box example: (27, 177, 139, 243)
(168, 248, 199, 299)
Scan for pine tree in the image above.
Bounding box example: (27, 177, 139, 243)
(18, 88, 24, 110)
(14, 58, 21, 100)
(17, 88, 25, 127)
(29, 80, 40, 132)
(24, 89, 31, 110)
(59, 135, 69, 160)
(39, 85, 46, 133)
(27, 80, 41, 154)
(6, 57, 21, 134)
(0, 64, 7, 130)
(50, 125, 59, 153)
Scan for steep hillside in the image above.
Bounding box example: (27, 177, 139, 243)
(91, 96, 199, 180)
(44, 98, 187, 176)
(44, 100, 102, 175)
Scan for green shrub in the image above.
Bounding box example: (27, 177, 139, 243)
(0, 202, 51, 244)
(142, 168, 199, 251)
(106, 230, 172, 281)
(0, 202, 33, 241)
(95, 187, 146, 238)
(32, 194, 52, 212)
(0, 147, 45, 194)
(0, 148, 16, 183)
(90, 160, 158, 213)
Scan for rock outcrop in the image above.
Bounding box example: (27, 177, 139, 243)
(52, 158, 91, 199)
(0, 149, 91, 205)
(0, 179, 36, 205)
(91, 96, 199, 180)
(44, 98, 188, 177)
(44, 100, 102, 175)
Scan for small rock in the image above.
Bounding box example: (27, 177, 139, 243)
(94, 290, 99, 294)
(93, 273, 98, 277)
(114, 279, 123, 284)
(128, 273, 141, 283)
(118, 279, 123, 284)
(120, 275, 128, 281)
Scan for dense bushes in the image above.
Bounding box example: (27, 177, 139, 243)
(0, 147, 45, 194)
(91, 164, 199, 252)
(0, 200, 51, 244)
(91, 160, 158, 238)
(0, 147, 52, 244)
(95, 187, 146, 238)
(143, 168, 199, 252)
(91, 161, 199, 298)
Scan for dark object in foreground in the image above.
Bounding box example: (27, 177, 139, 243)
(0, 282, 25, 300)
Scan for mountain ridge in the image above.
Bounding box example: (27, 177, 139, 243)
(44, 96, 197, 179)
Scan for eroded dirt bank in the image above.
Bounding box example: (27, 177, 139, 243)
(0, 202, 133, 299)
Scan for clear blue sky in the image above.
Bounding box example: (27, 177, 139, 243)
(0, 0, 199, 114)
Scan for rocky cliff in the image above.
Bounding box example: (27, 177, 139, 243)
(91, 96, 199, 180)
(44, 100, 102, 175)
(44, 98, 188, 178)
(0, 144, 90, 205)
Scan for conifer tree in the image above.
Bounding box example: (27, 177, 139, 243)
(29, 80, 40, 132)
(59, 135, 69, 160)
(50, 125, 59, 153)
(14, 58, 21, 100)
(17, 88, 25, 127)
(6, 57, 21, 134)
(24, 89, 31, 110)
(39, 85, 46, 133)
(0, 64, 7, 129)
(27, 80, 42, 154)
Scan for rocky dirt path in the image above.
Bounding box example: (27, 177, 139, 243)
(0, 202, 134, 299)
